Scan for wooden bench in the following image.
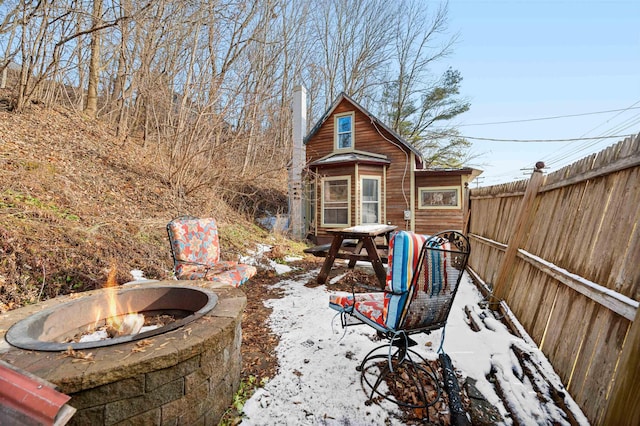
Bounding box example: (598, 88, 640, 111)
(304, 239, 358, 257)
(304, 239, 390, 264)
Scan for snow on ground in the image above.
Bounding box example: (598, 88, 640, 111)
(242, 262, 590, 425)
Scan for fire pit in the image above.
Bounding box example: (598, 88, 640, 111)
(5, 285, 218, 351)
(0, 281, 246, 425)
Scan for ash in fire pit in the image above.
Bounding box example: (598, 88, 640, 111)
(5, 285, 217, 351)
(72, 312, 176, 344)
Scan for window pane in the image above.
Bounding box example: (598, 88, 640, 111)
(361, 204, 378, 224)
(324, 180, 348, 201)
(324, 179, 349, 225)
(338, 116, 351, 133)
(338, 133, 351, 149)
(362, 179, 378, 201)
(337, 116, 352, 149)
(325, 208, 348, 224)
(361, 178, 379, 224)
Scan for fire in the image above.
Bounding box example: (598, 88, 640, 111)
(89, 264, 144, 337)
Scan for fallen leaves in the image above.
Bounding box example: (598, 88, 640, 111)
(132, 339, 154, 353)
(61, 346, 94, 362)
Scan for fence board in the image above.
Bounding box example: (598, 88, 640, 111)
(602, 305, 640, 426)
(467, 133, 639, 425)
(571, 310, 628, 424)
(518, 267, 557, 343)
(541, 285, 593, 384)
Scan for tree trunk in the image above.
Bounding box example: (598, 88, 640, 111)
(85, 0, 103, 118)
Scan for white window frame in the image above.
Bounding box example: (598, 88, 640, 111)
(321, 176, 351, 226)
(418, 186, 461, 210)
(334, 112, 354, 150)
(360, 176, 381, 224)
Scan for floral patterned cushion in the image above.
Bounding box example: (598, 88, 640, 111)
(329, 292, 379, 311)
(167, 217, 256, 287)
(175, 260, 257, 288)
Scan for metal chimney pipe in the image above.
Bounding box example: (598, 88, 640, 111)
(289, 85, 307, 239)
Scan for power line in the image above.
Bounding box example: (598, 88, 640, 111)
(541, 101, 640, 166)
(545, 116, 640, 167)
(454, 134, 635, 143)
(438, 106, 640, 127)
(576, 100, 640, 139)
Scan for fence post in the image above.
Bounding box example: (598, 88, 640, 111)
(463, 182, 471, 234)
(491, 162, 545, 305)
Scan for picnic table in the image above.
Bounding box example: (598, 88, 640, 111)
(308, 224, 397, 287)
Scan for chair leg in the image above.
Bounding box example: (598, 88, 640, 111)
(356, 342, 441, 409)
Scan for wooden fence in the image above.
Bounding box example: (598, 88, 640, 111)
(466, 134, 639, 425)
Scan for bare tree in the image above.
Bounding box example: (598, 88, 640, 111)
(85, 0, 103, 118)
(0, 0, 469, 198)
(378, 0, 471, 166)
(0, 1, 20, 90)
(310, 0, 395, 111)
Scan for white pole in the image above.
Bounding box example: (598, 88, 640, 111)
(290, 85, 307, 239)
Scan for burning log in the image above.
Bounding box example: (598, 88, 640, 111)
(106, 313, 145, 338)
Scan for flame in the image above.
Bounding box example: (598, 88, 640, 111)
(105, 264, 120, 329)
(88, 263, 144, 336)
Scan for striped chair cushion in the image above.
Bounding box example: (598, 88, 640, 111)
(402, 239, 455, 329)
(383, 231, 428, 329)
(328, 231, 428, 332)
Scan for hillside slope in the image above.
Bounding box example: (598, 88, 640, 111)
(0, 102, 278, 311)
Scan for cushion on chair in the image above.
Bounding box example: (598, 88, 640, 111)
(329, 292, 388, 330)
(383, 231, 429, 330)
(402, 239, 455, 329)
(328, 231, 428, 332)
(168, 218, 221, 272)
(175, 260, 257, 288)
(167, 217, 257, 287)
(329, 292, 380, 312)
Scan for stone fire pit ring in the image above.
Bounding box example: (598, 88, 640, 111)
(0, 280, 246, 425)
(6, 285, 218, 351)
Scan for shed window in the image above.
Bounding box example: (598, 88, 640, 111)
(360, 177, 380, 224)
(322, 177, 350, 226)
(418, 186, 461, 209)
(335, 113, 353, 149)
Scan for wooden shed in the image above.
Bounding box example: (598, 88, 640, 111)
(302, 92, 481, 243)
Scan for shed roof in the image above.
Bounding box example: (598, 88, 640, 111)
(415, 167, 483, 178)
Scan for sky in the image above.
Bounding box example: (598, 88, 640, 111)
(438, 0, 640, 185)
(239, 258, 589, 425)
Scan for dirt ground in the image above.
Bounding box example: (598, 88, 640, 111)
(239, 258, 325, 384)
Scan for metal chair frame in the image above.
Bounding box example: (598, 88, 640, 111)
(337, 230, 470, 409)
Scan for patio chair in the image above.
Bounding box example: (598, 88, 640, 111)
(328, 230, 470, 409)
(167, 216, 257, 287)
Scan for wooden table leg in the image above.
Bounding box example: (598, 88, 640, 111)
(347, 240, 364, 268)
(317, 235, 344, 284)
(362, 236, 387, 287)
